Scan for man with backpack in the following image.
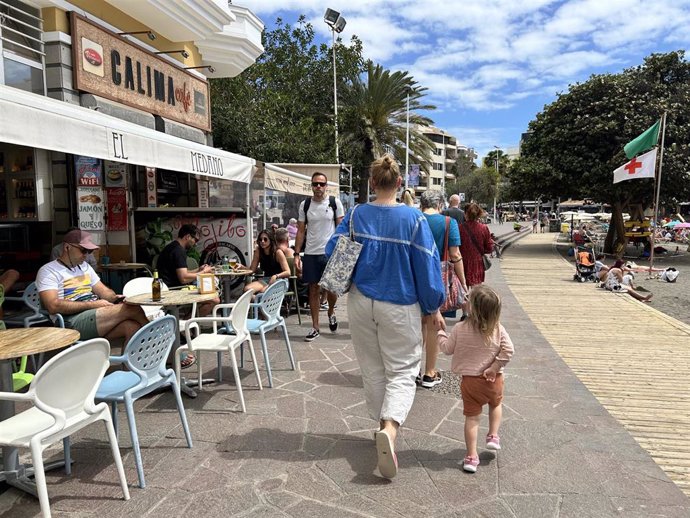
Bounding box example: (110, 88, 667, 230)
(294, 172, 345, 341)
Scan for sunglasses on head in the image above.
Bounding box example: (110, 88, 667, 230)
(311, 181, 327, 187)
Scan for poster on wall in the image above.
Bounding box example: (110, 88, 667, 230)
(408, 164, 420, 187)
(77, 186, 105, 231)
(75, 156, 102, 187)
(106, 188, 128, 231)
(197, 179, 209, 208)
(146, 167, 157, 207)
(104, 161, 127, 188)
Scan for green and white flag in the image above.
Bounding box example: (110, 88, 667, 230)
(613, 148, 657, 184)
(624, 119, 661, 159)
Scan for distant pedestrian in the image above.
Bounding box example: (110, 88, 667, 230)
(437, 285, 514, 473)
(401, 188, 416, 207)
(294, 172, 345, 342)
(326, 154, 445, 479)
(443, 194, 465, 227)
(459, 203, 492, 287)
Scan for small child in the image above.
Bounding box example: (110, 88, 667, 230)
(437, 285, 514, 473)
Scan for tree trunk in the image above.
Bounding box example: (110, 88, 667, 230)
(604, 201, 627, 258)
(357, 139, 374, 204)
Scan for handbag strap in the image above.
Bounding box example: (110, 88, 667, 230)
(442, 217, 450, 261)
(466, 223, 485, 255)
(348, 205, 358, 241)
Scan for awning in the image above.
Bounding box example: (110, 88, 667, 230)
(0, 85, 254, 183)
(265, 163, 339, 197)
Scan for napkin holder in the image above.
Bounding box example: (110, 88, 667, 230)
(197, 273, 216, 294)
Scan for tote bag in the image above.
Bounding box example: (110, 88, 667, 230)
(440, 217, 465, 313)
(467, 225, 492, 270)
(319, 206, 362, 296)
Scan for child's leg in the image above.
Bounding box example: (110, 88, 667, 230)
(488, 403, 502, 436)
(464, 415, 481, 457)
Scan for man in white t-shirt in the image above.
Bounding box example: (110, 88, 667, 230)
(294, 172, 344, 342)
(37, 229, 148, 345)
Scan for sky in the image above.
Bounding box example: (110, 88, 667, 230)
(240, 0, 690, 162)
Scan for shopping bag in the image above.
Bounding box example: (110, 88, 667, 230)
(319, 207, 362, 296)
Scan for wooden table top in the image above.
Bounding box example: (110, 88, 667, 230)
(125, 289, 218, 307)
(101, 262, 150, 270)
(0, 328, 80, 360)
(213, 269, 253, 277)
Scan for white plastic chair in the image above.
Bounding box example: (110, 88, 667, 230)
(174, 289, 261, 412)
(122, 277, 169, 321)
(0, 339, 130, 518)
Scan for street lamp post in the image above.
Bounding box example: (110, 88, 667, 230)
(493, 145, 500, 222)
(324, 9, 346, 165)
(405, 91, 410, 191)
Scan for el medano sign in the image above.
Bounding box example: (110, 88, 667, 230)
(71, 12, 210, 132)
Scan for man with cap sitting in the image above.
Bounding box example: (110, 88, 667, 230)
(36, 229, 148, 345)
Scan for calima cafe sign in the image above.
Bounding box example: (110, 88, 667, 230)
(71, 13, 210, 132)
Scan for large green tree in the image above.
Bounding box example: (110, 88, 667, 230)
(446, 167, 498, 207)
(210, 16, 364, 164)
(339, 61, 436, 202)
(507, 51, 690, 253)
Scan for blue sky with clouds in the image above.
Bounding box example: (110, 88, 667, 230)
(240, 0, 690, 161)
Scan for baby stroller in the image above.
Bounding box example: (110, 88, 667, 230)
(573, 245, 597, 282)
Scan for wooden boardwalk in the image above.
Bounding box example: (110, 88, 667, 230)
(502, 232, 690, 496)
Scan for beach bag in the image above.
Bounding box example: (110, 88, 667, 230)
(467, 225, 492, 270)
(319, 206, 362, 296)
(440, 217, 465, 313)
(660, 268, 679, 283)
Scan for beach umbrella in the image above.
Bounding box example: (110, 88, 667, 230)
(673, 222, 690, 229)
(663, 220, 680, 227)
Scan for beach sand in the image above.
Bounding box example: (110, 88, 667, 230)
(555, 235, 690, 327)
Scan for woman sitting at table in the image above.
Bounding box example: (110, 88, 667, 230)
(244, 230, 290, 295)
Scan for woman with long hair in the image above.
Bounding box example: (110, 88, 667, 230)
(326, 155, 445, 479)
(459, 203, 493, 287)
(244, 229, 290, 295)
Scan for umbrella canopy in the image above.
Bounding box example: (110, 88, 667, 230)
(673, 222, 690, 229)
(663, 220, 680, 227)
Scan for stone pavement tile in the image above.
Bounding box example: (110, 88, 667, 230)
(343, 415, 378, 434)
(558, 494, 623, 518)
(608, 498, 690, 518)
(501, 494, 561, 518)
(282, 499, 371, 518)
(359, 478, 457, 517)
(404, 392, 459, 433)
(145, 488, 194, 517)
(422, 459, 498, 508)
(331, 493, 406, 518)
(263, 490, 306, 510)
(283, 466, 345, 502)
(298, 359, 333, 371)
(303, 433, 338, 456)
(323, 350, 353, 365)
(164, 411, 243, 442)
(279, 379, 317, 394)
(305, 399, 351, 435)
(400, 429, 463, 460)
(218, 415, 306, 453)
(309, 382, 367, 408)
(442, 498, 517, 518)
(235, 504, 292, 517)
(184, 482, 260, 516)
(275, 392, 307, 417)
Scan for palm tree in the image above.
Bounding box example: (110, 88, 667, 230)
(340, 61, 436, 202)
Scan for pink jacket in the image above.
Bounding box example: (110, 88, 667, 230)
(437, 321, 514, 376)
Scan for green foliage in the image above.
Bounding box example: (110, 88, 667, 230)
(482, 150, 510, 175)
(210, 16, 364, 164)
(508, 51, 690, 252)
(446, 167, 497, 206)
(449, 149, 477, 177)
(339, 61, 436, 202)
(510, 51, 690, 208)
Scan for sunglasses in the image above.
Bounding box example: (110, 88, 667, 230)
(311, 181, 327, 187)
(71, 245, 93, 254)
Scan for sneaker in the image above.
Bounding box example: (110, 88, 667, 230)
(421, 371, 442, 388)
(328, 314, 338, 332)
(305, 328, 320, 342)
(462, 455, 479, 473)
(486, 434, 501, 450)
(319, 302, 329, 311)
(415, 373, 422, 386)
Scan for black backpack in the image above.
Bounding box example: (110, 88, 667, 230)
(303, 196, 339, 226)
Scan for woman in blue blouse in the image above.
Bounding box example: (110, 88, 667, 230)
(326, 155, 445, 479)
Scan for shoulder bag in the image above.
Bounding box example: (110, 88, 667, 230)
(319, 206, 362, 296)
(467, 224, 492, 270)
(440, 217, 465, 312)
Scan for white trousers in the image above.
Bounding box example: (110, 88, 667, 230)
(347, 286, 423, 425)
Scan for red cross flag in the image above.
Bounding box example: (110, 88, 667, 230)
(613, 147, 657, 184)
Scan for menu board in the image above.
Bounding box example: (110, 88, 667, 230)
(77, 186, 105, 231)
(106, 187, 128, 231)
(75, 156, 102, 187)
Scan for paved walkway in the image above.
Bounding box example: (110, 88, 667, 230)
(1, 233, 689, 517)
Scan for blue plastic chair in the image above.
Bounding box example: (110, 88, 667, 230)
(2, 282, 64, 329)
(95, 315, 193, 488)
(237, 280, 295, 388)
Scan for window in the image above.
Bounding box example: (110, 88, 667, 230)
(433, 163, 443, 171)
(432, 178, 442, 185)
(1, 0, 44, 94)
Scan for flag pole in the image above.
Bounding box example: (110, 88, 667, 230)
(648, 113, 667, 277)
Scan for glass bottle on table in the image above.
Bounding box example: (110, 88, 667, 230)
(152, 270, 162, 302)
